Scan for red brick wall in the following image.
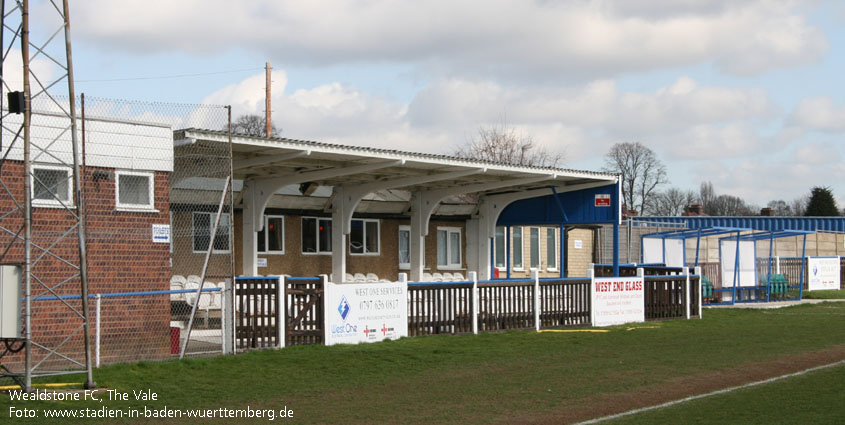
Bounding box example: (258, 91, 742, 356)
(0, 161, 172, 369)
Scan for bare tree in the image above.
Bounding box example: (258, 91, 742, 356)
(227, 114, 280, 137)
(699, 181, 717, 215)
(791, 196, 808, 216)
(453, 123, 562, 167)
(710, 194, 756, 216)
(650, 187, 697, 216)
(766, 199, 793, 216)
(603, 142, 667, 215)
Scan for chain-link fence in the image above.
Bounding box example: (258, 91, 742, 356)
(1, 95, 233, 381)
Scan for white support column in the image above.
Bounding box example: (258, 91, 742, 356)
(241, 180, 258, 276)
(533, 269, 540, 331)
(776, 256, 780, 274)
(410, 193, 426, 282)
(331, 187, 348, 284)
(277, 276, 285, 349)
(474, 199, 495, 281)
(470, 271, 478, 335)
(466, 218, 480, 277)
(683, 266, 691, 319)
(588, 268, 596, 326)
(94, 294, 101, 368)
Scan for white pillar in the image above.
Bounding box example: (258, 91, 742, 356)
(683, 267, 690, 320)
(533, 269, 540, 331)
(410, 193, 425, 282)
(241, 181, 259, 277)
(331, 188, 347, 283)
(466, 218, 479, 276)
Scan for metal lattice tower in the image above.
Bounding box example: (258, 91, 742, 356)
(0, 0, 94, 390)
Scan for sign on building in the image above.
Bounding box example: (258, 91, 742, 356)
(151, 224, 170, 243)
(595, 194, 611, 207)
(591, 277, 644, 327)
(808, 257, 840, 291)
(324, 281, 408, 346)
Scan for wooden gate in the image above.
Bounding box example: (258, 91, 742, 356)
(235, 277, 281, 350)
(285, 276, 325, 346)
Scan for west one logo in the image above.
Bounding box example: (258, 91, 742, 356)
(338, 296, 350, 321)
(813, 265, 818, 276)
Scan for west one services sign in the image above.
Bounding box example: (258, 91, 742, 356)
(808, 257, 840, 291)
(591, 277, 645, 327)
(324, 281, 408, 346)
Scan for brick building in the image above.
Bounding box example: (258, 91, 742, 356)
(0, 113, 174, 369)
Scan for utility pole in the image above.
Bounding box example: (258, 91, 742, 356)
(265, 62, 272, 137)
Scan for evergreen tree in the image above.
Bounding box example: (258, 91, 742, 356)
(804, 186, 839, 216)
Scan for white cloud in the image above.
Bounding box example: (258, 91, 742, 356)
(70, 0, 827, 80)
(789, 97, 845, 132)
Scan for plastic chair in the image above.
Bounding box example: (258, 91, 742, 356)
(452, 272, 465, 281)
(442, 272, 454, 281)
(366, 273, 379, 282)
(431, 273, 444, 282)
(354, 273, 368, 282)
(422, 273, 433, 282)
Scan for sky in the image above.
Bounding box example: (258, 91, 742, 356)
(13, 0, 845, 210)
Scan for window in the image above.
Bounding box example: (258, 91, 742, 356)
(530, 227, 540, 269)
(350, 219, 379, 255)
(258, 215, 284, 254)
(512, 226, 524, 270)
(115, 170, 154, 211)
(494, 227, 506, 269)
(437, 227, 461, 268)
(302, 217, 332, 254)
(32, 165, 72, 207)
(192, 212, 231, 253)
(546, 228, 557, 271)
(398, 225, 410, 269)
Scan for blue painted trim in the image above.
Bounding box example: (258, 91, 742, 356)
(799, 235, 807, 300)
(633, 216, 845, 232)
(550, 187, 569, 222)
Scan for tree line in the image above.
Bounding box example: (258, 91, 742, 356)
(231, 113, 840, 217)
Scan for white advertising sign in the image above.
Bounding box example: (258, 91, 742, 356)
(808, 257, 840, 291)
(256, 258, 268, 268)
(151, 224, 170, 243)
(324, 281, 408, 346)
(642, 237, 663, 264)
(720, 240, 756, 288)
(591, 277, 645, 327)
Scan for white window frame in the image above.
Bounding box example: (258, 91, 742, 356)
(192, 212, 231, 254)
(530, 227, 541, 270)
(436, 226, 462, 269)
(31, 164, 73, 208)
(398, 225, 411, 269)
(349, 219, 380, 256)
(494, 226, 506, 271)
(512, 226, 524, 271)
(114, 170, 156, 212)
(301, 217, 332, 255)
(546, 228, 558, 272)
(258, 215, 285, 255)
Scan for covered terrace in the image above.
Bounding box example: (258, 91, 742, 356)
(174, 129, 622, 282)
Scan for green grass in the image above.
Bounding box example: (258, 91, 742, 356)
(802, 289, 845, 299)
(3, 302, 845, 424)
(610, 362, 845, 425)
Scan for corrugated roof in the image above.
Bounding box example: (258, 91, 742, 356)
(174, 128, 617, 180)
